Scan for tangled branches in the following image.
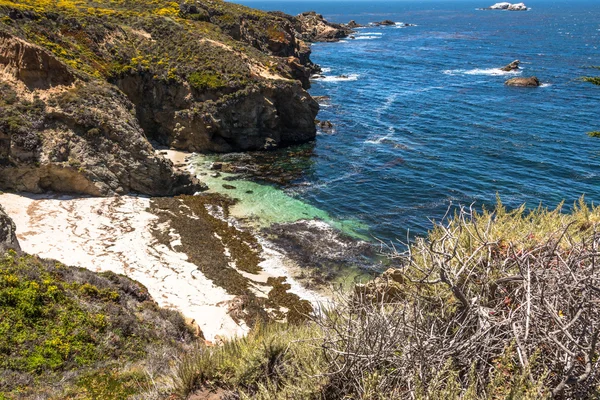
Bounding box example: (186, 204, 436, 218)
(316, 202, 600, 399)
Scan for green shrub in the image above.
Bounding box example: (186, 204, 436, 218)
(188, 70, 227, 90)
(0, 250, 195, 398)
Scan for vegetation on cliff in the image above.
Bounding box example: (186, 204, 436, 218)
(0, 0, 343, 195)
(0, 249, 196, 399)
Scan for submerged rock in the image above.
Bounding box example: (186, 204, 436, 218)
(501, 60, 521, 71)
(505, 76, 541, 87)
(318, 120, 334, 131)
(263, 219, 376, 284)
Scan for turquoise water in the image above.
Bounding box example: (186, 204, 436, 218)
(216, 0, 600, 242)
(192, 157, 371, 240)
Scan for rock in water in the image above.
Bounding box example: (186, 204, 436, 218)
(347, 20, 362, 28)
(489, 2, 512, 9)
(373, 20, 396, 26)
(488, 2, 527, 11)
(508, 3, 527, 10)
(0, 205, 20, 252)
(501, 60, 521, 71)
(505, 76, 541, 87)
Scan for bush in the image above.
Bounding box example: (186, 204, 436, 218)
(172, 199, 600, 399)
(318, 199, 600, 399)
(188, 70, 227, 90)
(0, 251, 195, 399)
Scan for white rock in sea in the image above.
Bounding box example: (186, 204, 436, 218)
(488, 2, 527, 11)
(489, 2, 511, 9)
(507, 3, 527, 11)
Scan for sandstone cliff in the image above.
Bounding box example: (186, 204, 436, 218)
(0, 0, 346, 195)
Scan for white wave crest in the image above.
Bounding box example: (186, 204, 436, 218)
(354, 36, 381, 40)
(318, 74, 360, 82)
(365, 134, 394, 145)
(443, 68, 522, 76)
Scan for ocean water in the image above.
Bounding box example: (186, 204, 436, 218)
(200, 0, 600, 243)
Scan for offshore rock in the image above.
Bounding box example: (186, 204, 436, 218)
(373, 20, 396, 26)
(488, 2, 527, 10)
(0, 205, 20, 252)
(508, 3, 528, 10)
(505, 76, 540, 87)
(501, 60, 521, 71)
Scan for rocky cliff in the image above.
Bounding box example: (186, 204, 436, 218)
(0, 0, 349, 196)
(0, 204, 19, 252)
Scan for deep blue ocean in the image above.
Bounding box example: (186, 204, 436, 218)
(228, 0, 600, 243)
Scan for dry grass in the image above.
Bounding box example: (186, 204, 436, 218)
(171, 198, 600, 399)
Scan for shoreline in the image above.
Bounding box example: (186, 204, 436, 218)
(0, 188, 328, 342)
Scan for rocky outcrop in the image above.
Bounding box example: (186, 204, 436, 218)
(505, 76, 540, 87)
(296, 11, 354, 42)
(0, 31, 75, 90)
(346, 20, 362, 29)
(507, 3, 527, 10)
(0, 205, 20, 252)
(173, 82, 318, 152)
(373, 20, 396, 26)
(0, 0, 353, 195)
(114, 71, 318, 153)
(501, 60, 520, 71)
(0, 32, 204, 196)
(487, 2, 528, 10)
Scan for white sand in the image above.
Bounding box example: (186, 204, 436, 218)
(0, 193, 246, 341)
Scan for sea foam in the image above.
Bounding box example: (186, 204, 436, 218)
(443, 68, 522, 76)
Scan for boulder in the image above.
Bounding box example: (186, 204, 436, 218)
(347, 20, 362, 28)
(505, 76, 540, 87)
(501, 60, 520, 71)
(0, 205, 20, 253)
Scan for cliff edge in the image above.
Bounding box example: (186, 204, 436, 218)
(0, 0, 349, 196)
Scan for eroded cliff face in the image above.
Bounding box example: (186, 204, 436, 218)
(114, 72, 318, 152)
(0, 32, 204, 196)
(0, 0, 349, 195)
